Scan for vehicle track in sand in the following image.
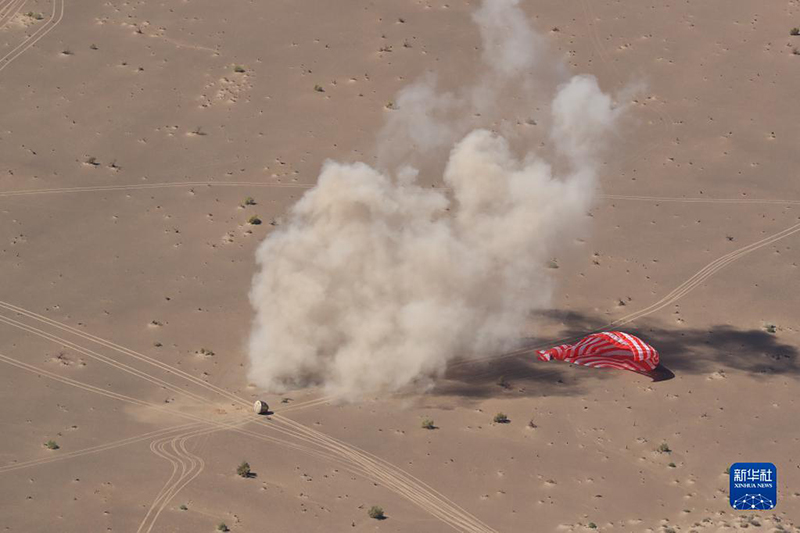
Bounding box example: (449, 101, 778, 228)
(0, 0, 27, 29)
(0, 304, 497, 533)
(457, 216, 800, 371)
(137, 417, 252, 533)
(4, 181, 799, 210)
(0, 0, 63, 74)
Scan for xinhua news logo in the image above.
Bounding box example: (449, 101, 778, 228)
(729, 462, 777, 510)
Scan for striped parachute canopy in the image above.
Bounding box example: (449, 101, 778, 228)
(536, 331, 659, 373)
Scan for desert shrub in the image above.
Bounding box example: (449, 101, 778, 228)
(421, 418, 435, 430)
(243, 196, 256, 206)
(234, 65, 246, 73)
(764, 323, 777, 334)
(179, 504, 188, 511)
(236, 461, 251, 478)
(588, 523, 597, 529)
(314, 84, 324, 92)
(247, 215, 262, 225)
(657, 442, 671, 453)
(217, 523, 229, 532)
(493, 413, 509, 424)
(790, 27, 800, 36)
(668, 462, 676, 468)
(368, 506, 385, 519)
(44, 440, 59, 450)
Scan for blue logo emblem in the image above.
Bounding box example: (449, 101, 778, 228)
(730, 462, 776, 510)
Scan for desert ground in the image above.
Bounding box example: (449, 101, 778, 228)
(2, 0, 800, 532)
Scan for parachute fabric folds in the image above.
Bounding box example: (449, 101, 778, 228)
(536, 332, 659, 373)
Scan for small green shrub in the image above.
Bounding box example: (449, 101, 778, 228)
(668, 462, 676, 468)
(588, 523, 597, 529)
(236, 461, 251, 478)
(217, 523, 229, 532)
(764, 323, 777, 334)
(421, 418, 435, 430)
(179, 504, 188, 511)
(657, 442, 671, 453)
(243, 196, 256, 206)
(790, 27, 800, 36)
(493, 413, 509, 424)
(368, 506, 385, 520)
(44, 440, 59, 450)
(247, 215, 262, 225)
(233, 65, 246, 73)
(314, 84, 324, 93)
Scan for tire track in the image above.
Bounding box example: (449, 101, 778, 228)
(601, 194, 800, 206)
(0, 0, 27, 28)
(0, 180, 315, 197)
(457, 217, 800, 369)
(0, 307, 496, 532)
(0, 0, 63, 74)
(0, 422, 197, 474)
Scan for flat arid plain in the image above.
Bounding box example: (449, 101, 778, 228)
(2, 0, 800, 532)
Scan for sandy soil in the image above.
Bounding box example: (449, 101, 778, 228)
(1, 0, 799, 531)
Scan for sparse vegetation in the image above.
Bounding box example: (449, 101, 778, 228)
(217, 523, 229, 532)
(248, 215, 262, 225)
(61, 49, 73, 56)
(243, 196, 256, 206)
(668, 462, 677, 468)
(90, 43, 98, 50)
(546, 259, 559, 269)
(84, 156, 99, 166)
(190, 126, 207, 136)
(657, 442, 671, 453)
(587, 522, 597, 529)
(179, 504, 188, 511)
(44, 440, 59, 450)
(368, 506, 385, 520)
(236, 461, 251, 478)
(793, 47, 800, 56)
(764, 323, 777, 334)
(527, 419, 537, 429)
(493, 413, 509, 424)
(385, 101, 396, 110)
(421, 418, 435, 430)
(314, 84, 325, 93)
(234, 65, 246, 73)
(791, 27, 800, 36)
(197, 348, 215, 357)
(27, 11, 45, 20)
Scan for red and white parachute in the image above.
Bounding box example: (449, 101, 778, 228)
(536, 331, 659, 373)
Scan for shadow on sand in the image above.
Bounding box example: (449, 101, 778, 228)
(435, 310, 798, 399)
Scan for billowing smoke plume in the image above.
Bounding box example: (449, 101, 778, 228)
(248, 0, 625, 399)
